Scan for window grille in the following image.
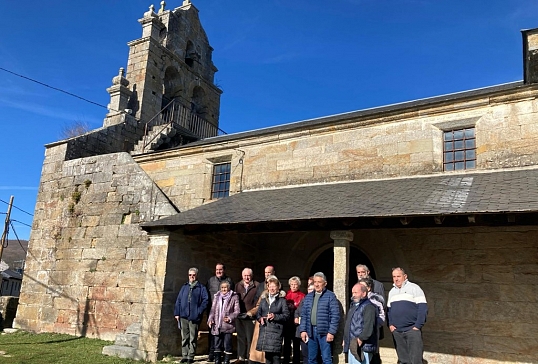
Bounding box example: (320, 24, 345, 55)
(211, 162, 231, 199)
(443, 127, 476, 171)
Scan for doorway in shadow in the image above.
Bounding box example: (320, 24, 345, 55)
(309, 246, 376, 291)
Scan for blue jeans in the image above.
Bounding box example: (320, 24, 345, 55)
(214, 332, 233, 354)
(307, 326, 332, 364)
(348, 350, 372, 364)
(392, 329, 423, 364)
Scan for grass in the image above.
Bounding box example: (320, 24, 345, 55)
(0, 331, 153, 364)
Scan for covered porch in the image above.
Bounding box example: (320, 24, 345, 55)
(139, 168, 538, 363)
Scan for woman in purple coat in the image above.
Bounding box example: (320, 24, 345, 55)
(208, 281, 240, 364)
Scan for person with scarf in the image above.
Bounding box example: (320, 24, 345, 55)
(256, 276, 290, 364)
(174, 267, 209, 364)
(208, 281, 240, 364)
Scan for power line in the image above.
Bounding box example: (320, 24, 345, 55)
(9, 221, 27, 254)
(0, 66, 109, 110)
(11, 219, 32, 228)
(0, 198, 34, 217)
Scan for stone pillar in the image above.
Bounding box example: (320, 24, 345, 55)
(330, 230, 353, 364)
(138, 230, 171, 362)
(104, 68, 132, 126)
(139, 6, 164, 40)
(522, 27, 538, 84)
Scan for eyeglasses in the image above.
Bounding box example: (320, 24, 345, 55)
(188, 274, 196, 277)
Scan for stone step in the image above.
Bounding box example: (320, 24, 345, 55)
(125, 322, 142, 335)
(102, 344, 146, 361)
(114, 333, 139, 348)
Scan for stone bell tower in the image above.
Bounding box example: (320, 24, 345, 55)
(104, 0, 222, 147)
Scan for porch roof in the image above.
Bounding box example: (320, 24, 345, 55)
(142, 167, 538, 231)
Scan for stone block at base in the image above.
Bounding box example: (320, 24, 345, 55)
(102, 344, 146, 361)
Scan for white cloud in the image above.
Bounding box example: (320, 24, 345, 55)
(0, 186, 38, 190)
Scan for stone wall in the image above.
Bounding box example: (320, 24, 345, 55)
(136, 86, 538, 213)
(62, 113, 144, 161)
(144, 224, 537, 363)
(126, 4, 221, 127)
(356, 226, 538, 363)
(0, 296, 19, 329)
(14, 145, 177, 340)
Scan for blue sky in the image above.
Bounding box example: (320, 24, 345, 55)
(1, 0, 537, 241)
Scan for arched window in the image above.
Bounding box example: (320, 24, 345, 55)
(185, 40, 196, 67)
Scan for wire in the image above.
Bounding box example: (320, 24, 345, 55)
(9, 221, 27, 254)
(11, 219, 32, 228)
(0, 198, 34, 216)
(0, 66, 109, 110)
(0, 66, 228, 136)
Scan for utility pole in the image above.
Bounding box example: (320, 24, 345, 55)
(0, 195, 14, 264)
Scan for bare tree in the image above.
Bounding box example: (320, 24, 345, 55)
(60, 120, 92, 139)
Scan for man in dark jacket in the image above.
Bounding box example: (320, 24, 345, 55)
(343, 284, 377, 364)
(174, 267, 209, 364)
(207, 263, 235, 361)
(355, 264, 384, 299)
(299, 272, 340, 364)
(234, 268, 259, 364)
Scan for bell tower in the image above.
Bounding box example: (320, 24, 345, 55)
(104, 1, 222, 145)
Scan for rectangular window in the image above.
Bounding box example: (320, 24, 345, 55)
(211, 162, 231, 199)
(443, 127, 476, 171)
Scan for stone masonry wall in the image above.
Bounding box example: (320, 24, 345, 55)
(63, 113, 145, 161)
(14, 145, 177, 341)
(136, 87, 538, 213)
(147, 225, 538, 363)
(354, 226, 538, 363)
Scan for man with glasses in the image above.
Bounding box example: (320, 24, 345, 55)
(174, 267, 209, 364)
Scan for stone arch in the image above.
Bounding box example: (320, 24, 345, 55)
(308, 244, 376, 291)
(162, 66, 183, 107)
(191, 86, 207, 116)
(185, 40, 197, 67)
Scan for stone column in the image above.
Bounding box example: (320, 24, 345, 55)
(138, 230, 171, 362)
(330, 230, 353, 364)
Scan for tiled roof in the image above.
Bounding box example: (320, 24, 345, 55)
(142, 167, 538, 228)
(1, 269, 23, 280)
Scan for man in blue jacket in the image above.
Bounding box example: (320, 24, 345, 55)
(174, 267, 209, 364)
(299, 272, 340, 364)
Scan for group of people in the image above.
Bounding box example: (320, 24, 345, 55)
(173, 263, 427, 364)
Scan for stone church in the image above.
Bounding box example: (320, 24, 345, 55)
(14, 1, 538, 362)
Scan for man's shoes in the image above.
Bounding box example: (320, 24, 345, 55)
(187, 360, 195, 364)
(180, 359, 188, 363)
(233, 358, 245, 364)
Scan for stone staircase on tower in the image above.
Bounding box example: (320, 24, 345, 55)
(131, 99, 223, 155)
